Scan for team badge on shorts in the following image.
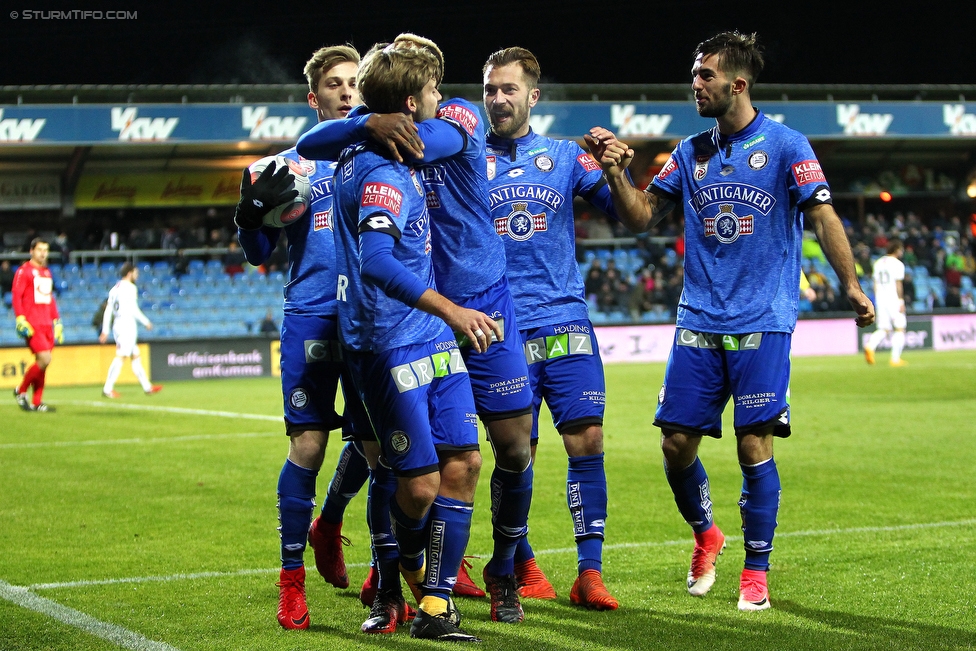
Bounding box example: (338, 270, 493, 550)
(534, 155, 554, 172)
(289, 388, 309, 410)
(390, 430, 411, 454)
(748, 150, 769, 170)
(704, 204, 754, 244)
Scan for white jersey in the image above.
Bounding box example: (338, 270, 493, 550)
(871, 255, 905, 308)
(101, 279, 151, 336)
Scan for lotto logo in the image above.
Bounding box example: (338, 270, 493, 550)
(362, 183, 402, 215)
(577, 153, 600, 173)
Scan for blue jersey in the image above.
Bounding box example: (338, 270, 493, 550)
(419, 98, 507, 301)
(237, 146, 339, 317)
(332, 144, 444, 352)
(649, 110, 832, 334)
(485, 130, 616, 330)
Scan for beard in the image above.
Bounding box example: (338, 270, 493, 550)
(488, 102, 529, 137)
(697, 84, 734, 118)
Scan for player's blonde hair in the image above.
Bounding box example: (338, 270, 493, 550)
(392, 33, 444, 85)
(357, 44, 441, 114)
(482, 47, 541, 88)
(304, 45, 361, 93)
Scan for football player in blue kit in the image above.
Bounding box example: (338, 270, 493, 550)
(297, 33, 534, 625)
(233, 44, 373, 630)
(481, 46, 622, 610)
(331, 43, 500, 642)
(587, 31, 874, 611)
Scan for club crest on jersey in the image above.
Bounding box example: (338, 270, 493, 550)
(704, 204, 753, 244)
(313, 209, 332, 231)
(495, 201, 547, 241)
(486, 155, 496, 181)
(748, 150, 769, 170)
(534, 154, 554, 172)
(694, 155, 710, 181)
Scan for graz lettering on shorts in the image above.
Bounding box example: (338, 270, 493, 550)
(676, 329, 763, 350)
(304, 339, 343, 363)
(524, 331, 593, 365)
(688, 183, 776, 216)
(390, 349, 468, 393)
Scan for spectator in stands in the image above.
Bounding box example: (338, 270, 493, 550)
(603, 258, 621, 286)
(259, 310, 279, 337)
(945, 286, 962, 308)
(596, 280, 616, 313)
(902, 269, 916, 306)
(53, 231, 71, 261)
(223, 240, 246, 276)
(172, 249, 190, 278)
(586, 214, 614, 240)
(584, 261, 605, 300)
(628, 267, 655, 320)
(812, 286, 849, 313)
(0, 260, 14, 296)
(161, 227, 183, 252)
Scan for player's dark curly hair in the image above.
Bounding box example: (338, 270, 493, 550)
(694, 31, 764, 89)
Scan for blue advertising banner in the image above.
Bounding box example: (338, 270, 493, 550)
(1, 101, 976, 143)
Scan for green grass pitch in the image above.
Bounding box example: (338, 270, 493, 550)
(1, 349, 974, 650)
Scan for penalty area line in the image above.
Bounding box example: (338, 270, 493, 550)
(0, 578, 179, 651)
(62, 399, 282, 422)
(29, 518, 976, 591)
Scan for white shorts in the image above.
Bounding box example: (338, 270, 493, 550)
(875, 302, 907, 331)
(113, 325, 140, 357)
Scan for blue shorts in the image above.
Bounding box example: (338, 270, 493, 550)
(456, 277, 533, 421)
(279, 313, 371, 440)
(654, 329, 792, 438)
(521, 320, 606, 441)
(345, 327, 479, 477)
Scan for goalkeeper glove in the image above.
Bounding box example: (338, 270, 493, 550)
(233, 161, 299, 230)
(53, 319, 64, 344)
(15, 315, 34, 339)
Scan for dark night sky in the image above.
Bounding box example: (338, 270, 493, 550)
(4, 1, 976, 87)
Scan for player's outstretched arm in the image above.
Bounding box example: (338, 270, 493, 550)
(585, 127, 674, 233)
(806, 203, 875, 327)
(414, 289, 500, 354)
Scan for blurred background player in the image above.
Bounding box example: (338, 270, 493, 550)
(297, 33, 533, 624)
(12, 238, 62, 413)
(331, 43, 499, 641)
(864, 240, 908, 366)
(98, 262, 163, 398)
(588, 30, 874, 611)
(234, 44, 372, 631)
(481, 46, 621, 610)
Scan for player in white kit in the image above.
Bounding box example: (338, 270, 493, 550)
(99, 262, 163, 397)
(864, 240, 908, 367)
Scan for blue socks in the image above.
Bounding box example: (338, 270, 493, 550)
(277, 459, 317, 570)
(368, 463, 400, 590)
(665, 457, 714, 534)
(486, 464, 532, 577)
(321, 441, 370, 524)
(739, 457, 780, 571)
(568, 453, 607, 573)
(425, 496, 474, 599)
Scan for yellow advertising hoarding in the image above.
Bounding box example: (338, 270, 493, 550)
(0, 344, 150, 390)
(74, 171, 241, 208)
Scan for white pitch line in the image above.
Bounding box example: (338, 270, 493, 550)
(62, 399, 282, 422)
(28, 518, 976, 591)
(0, 579, 179, 651)
(0, 431, 277, 450)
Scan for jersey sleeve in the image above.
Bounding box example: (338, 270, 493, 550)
(414, 117, 467, 162)
(356, 167, 407, 242)
(237, 226, 280, 265)
(569, 142, 620, 218)
(101, 289, 114, 335)
(296, 112, 370, 161)
(787, 135, 832, 210)
(11, 266, 30, 318)
(648, 146, 683, 202)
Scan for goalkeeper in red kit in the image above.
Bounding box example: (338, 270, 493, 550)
(12, 238, 62, 412)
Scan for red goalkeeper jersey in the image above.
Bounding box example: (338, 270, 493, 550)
(12, 261, 59, 325)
